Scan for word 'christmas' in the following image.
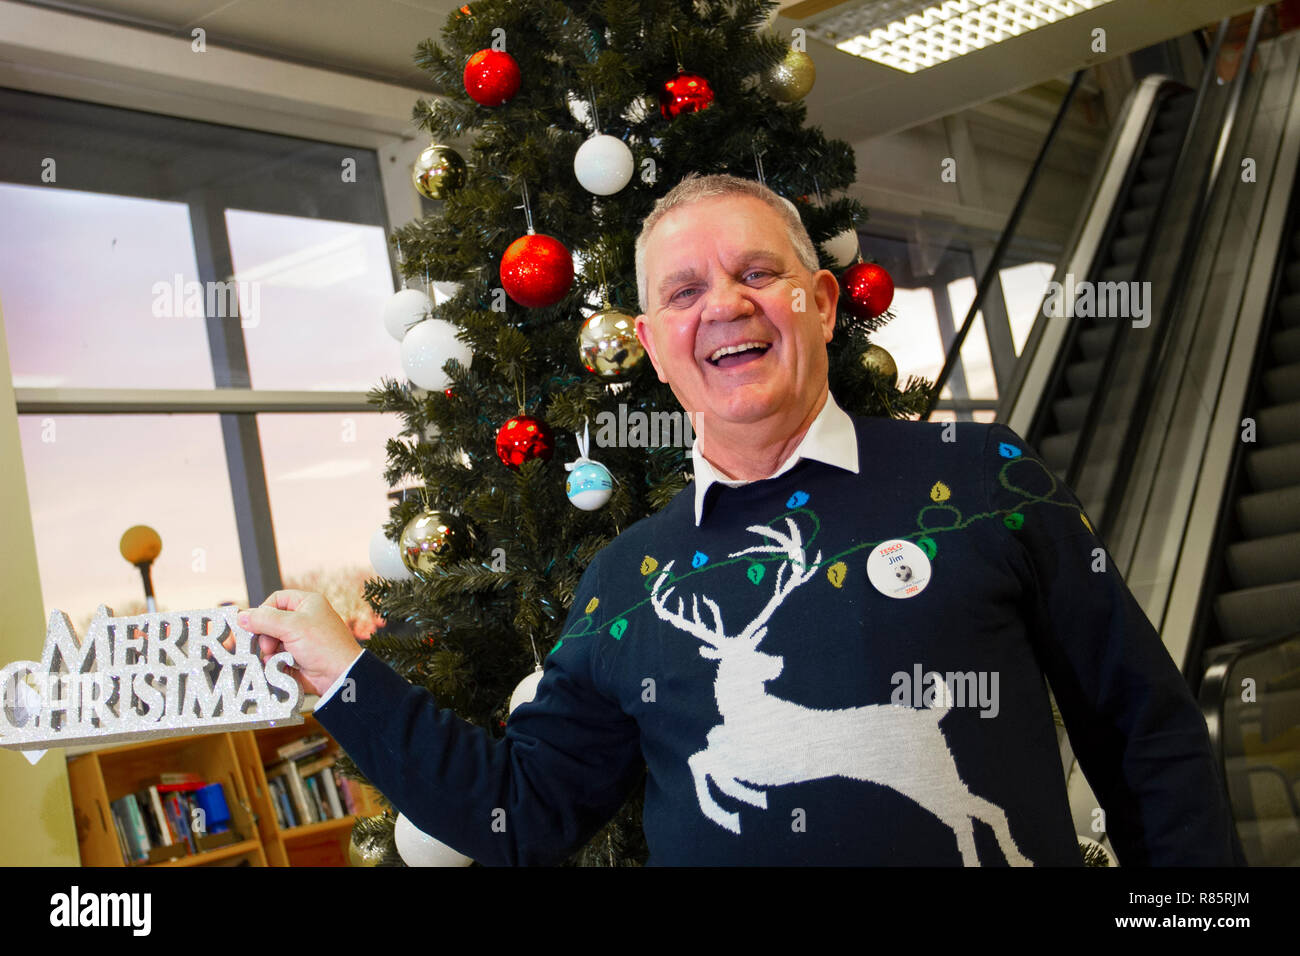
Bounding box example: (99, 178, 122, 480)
(0, 605, 302, 751)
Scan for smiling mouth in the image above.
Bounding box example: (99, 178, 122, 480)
(706, 342, 772, 368)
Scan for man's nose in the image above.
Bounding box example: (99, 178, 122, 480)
(700, 276, 755, 322)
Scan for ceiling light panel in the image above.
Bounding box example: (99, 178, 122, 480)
(810, 0, 1117, 73)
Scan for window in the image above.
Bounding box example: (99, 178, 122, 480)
(0, 88, 402, 635)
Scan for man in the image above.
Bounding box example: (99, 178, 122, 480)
(237, 174, 1244, 866)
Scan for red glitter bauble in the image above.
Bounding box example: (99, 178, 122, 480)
(495, 415, 554, 469)
(658, 71, 714, 119)
(464, 49, 520, 106)
(500, 233, 574, 308)
(840, 262, 895, 320)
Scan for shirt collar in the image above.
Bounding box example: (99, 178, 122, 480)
(690, 391, 859, 526)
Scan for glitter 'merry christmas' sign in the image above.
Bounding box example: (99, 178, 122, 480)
(0, 605, 302, 752)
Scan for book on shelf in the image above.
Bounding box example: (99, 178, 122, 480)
(318, 767, 344, 819)
(141, 771, 204, 788)
(107, 779, 237, 864)
(275, 734, 329, 762)
(111, 795, 151, 864)
(295, 753, 336, 778)
(270, 777, 298, 828)
(284, 762, 318, 825)
(304, 775, 325, 821)
(146, 786, 174, 847)
(335, 770, 356, 816)
(109, 809, 131, 864)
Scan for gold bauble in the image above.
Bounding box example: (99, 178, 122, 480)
(860, 344, 898, 388)
(411, 144, 467, 200)
(119, 525, 162, 565)
(579, 307, 644, 378)
(764, 48, 816, 103)
(399, 509, 458, 575)
(348, 827, 386, 867)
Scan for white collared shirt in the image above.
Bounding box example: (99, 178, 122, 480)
(690, 390, 860, 526)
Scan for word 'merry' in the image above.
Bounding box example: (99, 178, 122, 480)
(0, 605, 302, 752)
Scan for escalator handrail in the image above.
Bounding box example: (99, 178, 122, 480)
(1197, 629, 1300, 771)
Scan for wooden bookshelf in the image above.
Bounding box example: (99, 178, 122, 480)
(66, 712, 381, 867)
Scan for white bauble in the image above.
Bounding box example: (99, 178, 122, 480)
(574, 134, 634, 196)
(394, 813, 473, 867)
(509, 666, 544, 714)
(431, 281, 461, 305)
(369, 528, 413, 581)
(400, 318, 472, 391)
(824, 227, 860, 268)
(383, 288, 433, 342)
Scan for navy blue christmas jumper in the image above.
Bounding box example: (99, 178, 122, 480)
(314, 415, 1244, 866)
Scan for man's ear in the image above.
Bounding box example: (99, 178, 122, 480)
(813, 269, 839, 342)
(634, 313, 669, 383)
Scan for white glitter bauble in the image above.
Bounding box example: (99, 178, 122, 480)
(509, 666, 544, 714)
(824, 227, 860, 269)
(394, 813, 473, 867)
(400, 318, 472, 391)
(369, 527, 413, 581)
(574, 134, 634, 195)
(383, 288, 433, 342)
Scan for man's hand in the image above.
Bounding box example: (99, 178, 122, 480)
(229, 589, 363, 697)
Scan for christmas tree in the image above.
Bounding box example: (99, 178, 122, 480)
(346, 0, 933, 867)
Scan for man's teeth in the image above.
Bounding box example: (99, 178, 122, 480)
(708, 342, 769, 363)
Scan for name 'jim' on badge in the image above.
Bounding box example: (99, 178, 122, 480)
(866, 539, 932, 599)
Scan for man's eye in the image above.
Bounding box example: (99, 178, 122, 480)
(671, 287, 699, 301)
(746, 271, 773, 282)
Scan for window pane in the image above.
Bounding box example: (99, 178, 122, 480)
(226, 210, 400, 391)
(0, 184, 213, 389)
(1000, 260, 1055, 355)
(947, 276, 997, 400)
(257, 413, 405, 638)
(18, 415, 245, 631)
(866, 285, 947, 396)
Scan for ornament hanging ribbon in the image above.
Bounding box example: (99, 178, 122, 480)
(563, 418, 616, 512)
(565, 418, 614, 481)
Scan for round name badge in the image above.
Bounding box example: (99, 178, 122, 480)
(866, 539, 932, 599)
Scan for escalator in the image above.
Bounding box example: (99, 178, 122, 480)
(1192, 159, 1300, 867)
(987, 8, 1300, 865)
(1211, 222, 1300, 646)
(1030, 88, 1194, 482)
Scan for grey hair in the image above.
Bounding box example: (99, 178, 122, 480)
(634, 172, 819, 313)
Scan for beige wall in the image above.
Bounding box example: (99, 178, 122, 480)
(0, 299, 79, 865)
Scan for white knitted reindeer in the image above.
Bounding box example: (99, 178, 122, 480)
(649, 518, 1033, 866)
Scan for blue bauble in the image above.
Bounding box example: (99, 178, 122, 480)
(566, 461, 613, 511)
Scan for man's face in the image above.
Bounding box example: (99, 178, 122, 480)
(634, 195, 838, 426)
